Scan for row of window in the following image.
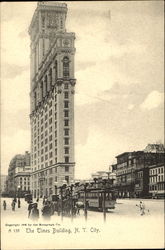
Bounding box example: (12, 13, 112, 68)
(33, 89, 69, 125)
(149, 183, 164, 191)
(150, 167, 164, 175)
(150, 175, 164, 183)
(18, 186, 30, 191)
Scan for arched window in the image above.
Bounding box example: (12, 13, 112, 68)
(54, 61, 58, 81)
(45, 75, 48, 94)
(40, 81, 43, 99)
(49, 68, 52, 88)
(34, 91, 37, 109)
(63, 57, 69, 78)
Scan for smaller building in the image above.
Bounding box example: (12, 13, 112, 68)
(0, 175, 7, 196)
(112, 144, 165, 198)
(149, 163, 164, 199)
(6, 151, 31, 197)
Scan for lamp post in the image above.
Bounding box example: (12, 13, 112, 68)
(70, 180, 75, 221)
(17, 185, 21, 198)
(102, 174, 109, 223)
(54, 181, 58, 195)
(60, 180, 67, 221)
(84, 182, 88, 221)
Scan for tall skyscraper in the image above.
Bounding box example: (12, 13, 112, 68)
(28, 2, 76, 198)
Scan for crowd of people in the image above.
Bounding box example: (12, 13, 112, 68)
(27, 196, 82, 221)
(2, 196, 82, 221)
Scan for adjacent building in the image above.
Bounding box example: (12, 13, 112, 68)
(6, 151, 31, 197)
(149, 163, 164, 198)
(0, 175, 7, 196)
(112, 144, 165, 198)
(28, 2, 76, 198)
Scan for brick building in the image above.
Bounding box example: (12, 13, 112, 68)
(112, 144, 164, 198)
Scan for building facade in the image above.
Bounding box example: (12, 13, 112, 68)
(112, 144, 165, 198)
(149, 163, 164, 198)
(1, 175, 7, 196)
(6, 151, 31, 197)
(28, 2, 76, 198)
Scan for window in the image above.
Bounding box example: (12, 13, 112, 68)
(55, 61, 58, 81)
(49, 68, 52, 88)
(64, 101, 69, 108)
(49, 109, 52, 116)
(64, 110, 69, 117)
(64, 83, 68, 89)
(64, 138, 69, 145)
(65, 156, 69, 163)
(64, 129, 69, 136)
(49, 101, 52, 107)
(49, 152, 53, 158)
(63, 57, 69, 78)
(64, 92, 69, 99)
(49, 118, 52, 124)
(49, 143, 52, 150)
(49, 135, 52, 141)
(49, 168, 53, 174)
(65, 166, 69, 172)
(64, 147, 69, 154)
(49, 177, 53, 186)
(49, 126, 52, 133)
(45, 75, 48, 94)
(64, 120, 69, 126)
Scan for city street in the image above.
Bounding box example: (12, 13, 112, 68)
(1, 197, 164, 249)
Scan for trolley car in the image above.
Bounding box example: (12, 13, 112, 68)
(78, 189, 116, 211)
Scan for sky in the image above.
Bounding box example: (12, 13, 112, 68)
(1, 1, 164, 179)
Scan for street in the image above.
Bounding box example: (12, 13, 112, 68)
(1, 197, 164, 249)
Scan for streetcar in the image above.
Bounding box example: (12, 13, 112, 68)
(77, 189, 117, 211)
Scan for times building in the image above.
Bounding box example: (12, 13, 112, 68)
(28, 2, 76, 198)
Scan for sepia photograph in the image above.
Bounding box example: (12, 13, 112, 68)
(1, 1, 164, 249)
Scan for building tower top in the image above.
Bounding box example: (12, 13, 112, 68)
(28, 1, 67, 39)
(37, 1, 67, 7)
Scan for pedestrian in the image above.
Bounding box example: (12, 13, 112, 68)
(13, 197, 17, 203)
(28, 200, 33, 218)
(30, 203, 39, 221)
(136, 201, 145, 216)
(42, 201, 52, 220)
(43, 197, 46, 205)
(11, 200, 16, 211)
(3, 200, 7, 210)
(18, 198, 21, 208)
